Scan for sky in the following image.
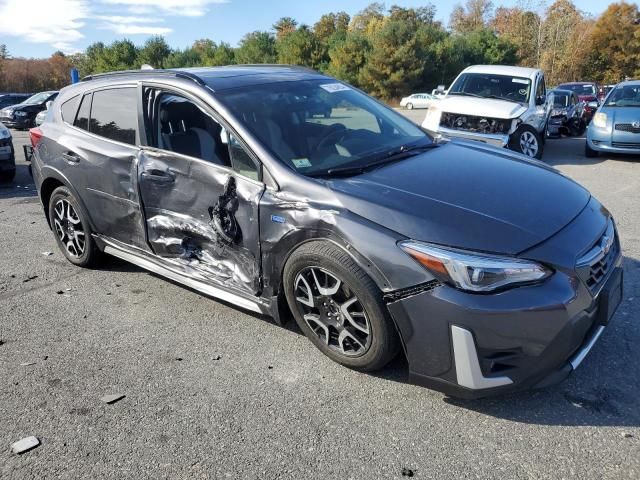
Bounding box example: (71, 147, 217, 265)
(0, 0, 620, 58)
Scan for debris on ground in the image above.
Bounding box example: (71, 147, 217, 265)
(10, 436, 40, 454)
(622, 432, 634, 438)
(20, 362, 36, 367)
(41, 252, 53, 256)
(401, 467, 415, 477)
(100, 394, 125, 404)
(23, 275, 38, 283)
(212, 355, 222, 361)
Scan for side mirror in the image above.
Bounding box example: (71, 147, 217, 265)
(588, 101, 598, 108)
(45, 101, 52, 110)
(437, 84, 445, 93)
(536, 95, 546, 106)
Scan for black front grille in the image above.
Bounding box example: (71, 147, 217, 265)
(615, 123, 640, 133)
(612, 141, 640, 148)
(577, 219, 618, 293)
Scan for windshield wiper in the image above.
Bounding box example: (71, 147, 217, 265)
(448, 91, 484, 98)
(324, 143, 439, 177)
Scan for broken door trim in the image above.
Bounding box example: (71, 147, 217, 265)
(100, 236, 270, 315)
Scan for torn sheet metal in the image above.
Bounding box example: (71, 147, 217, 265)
(138, 149, 263, 294)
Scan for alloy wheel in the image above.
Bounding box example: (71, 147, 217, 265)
(53, 199, 85, 258)
(519, 131, 539, 157)
(293, 267, 371, 357)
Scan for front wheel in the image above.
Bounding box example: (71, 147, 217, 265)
(585, 141, 599, 158)
(406, 103, 414, 110)
(283, 242, 400, 372)
(509, 125, 544, 159)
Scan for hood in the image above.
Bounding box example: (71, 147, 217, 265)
(328, 141, 590, 255)
(602, 106, 640, 125)
(435, 95, 527, 119)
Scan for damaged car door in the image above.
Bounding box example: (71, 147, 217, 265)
(137, 88, 264, 294)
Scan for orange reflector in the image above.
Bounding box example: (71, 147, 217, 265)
(404, 247, 448, 276)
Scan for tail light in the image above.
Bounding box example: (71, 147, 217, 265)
(29, 127, 43, 147)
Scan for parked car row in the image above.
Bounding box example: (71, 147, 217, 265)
(0, 90, 58, 129)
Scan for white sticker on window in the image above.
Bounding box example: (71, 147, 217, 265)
(292, 158, 312, 168)
(320, 83, 351, 93)
(512, 78, 529, 84)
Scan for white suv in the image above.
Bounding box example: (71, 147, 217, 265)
(422, 65, 551, 159)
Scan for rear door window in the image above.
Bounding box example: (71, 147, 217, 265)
(89, 88, 138, 145)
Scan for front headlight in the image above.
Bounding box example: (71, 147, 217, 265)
(14, 111, 27, 117)
(592, 112, 607, 128)
(0, 128, 10, 139)
(400, 241, 551, 292)
(3, 108, 14, 116)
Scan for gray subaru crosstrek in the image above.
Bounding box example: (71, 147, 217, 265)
(30, 66, 623, 398)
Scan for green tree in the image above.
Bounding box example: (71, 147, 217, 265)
(210, 42, 236, 66)
(235, 31, 277, 64)
(273, 17, 298, 39)
(327, 31, 371, 86)
(313, 12, 350, 43)
(277, 26, 325, 69)
(95, 39, 139, 72)
(138, 36, 171, 69)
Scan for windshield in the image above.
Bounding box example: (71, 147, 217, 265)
(604, 85, 640, 107)
(22, 92, 53, 105)
(552, 93, 569, 107)
(558, 84, 596, 96)
(217, 79, 430, 176)
(448, 73, 531, 103)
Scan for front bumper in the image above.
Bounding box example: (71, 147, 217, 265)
(0, 138, 15, 168)
(587, 136, 640, 154)
(434, 126, 509, 148)
(386, 200, 622, 398)
(0, 116, 30, 128)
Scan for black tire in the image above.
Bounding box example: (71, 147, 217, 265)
(585, 141, 599, 158)
(406, 103, 414, 110)
(0, 169, 15, 183)
(48, 186, 101, 267)
(283, 241, 400, 372)
(509, 125, 544, 159)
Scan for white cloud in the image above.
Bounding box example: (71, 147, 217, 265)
(101, 0, 228, 17)
(100, 23, 173, 35)
(0, 0, 89, 54)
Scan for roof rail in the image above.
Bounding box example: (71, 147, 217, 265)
(230, 64, 319, 73)
(81, 69, 206, 86)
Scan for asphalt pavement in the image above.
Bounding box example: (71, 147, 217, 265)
(1, 117, 639, 479)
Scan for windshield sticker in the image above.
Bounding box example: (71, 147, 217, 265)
(518, 89, 528, 95)
(292, 158, 312, 168)
(320, 83, 351, 93)
(512, 78, 529, 84)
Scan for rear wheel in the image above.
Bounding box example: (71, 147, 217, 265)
(48, 186, 101, 267)
(283, 242, 400, 372)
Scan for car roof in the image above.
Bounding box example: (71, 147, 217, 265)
(461, 65, 541, 79)
(549, 89, 574, 95)
(557, 82, 596, 86)
(617, 80, 640, 87)
(81, 66, 330, 92)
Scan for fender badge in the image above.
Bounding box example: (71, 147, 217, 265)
(270, 215, 286, 224)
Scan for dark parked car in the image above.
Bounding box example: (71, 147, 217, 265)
(0, 93, 32, 109)
(546, 89, 587, 137)
(556, 82, 601, 123)
(0, 121, 14, 181)
(31, 66, 622, 398)
(0, 91, 58, 129)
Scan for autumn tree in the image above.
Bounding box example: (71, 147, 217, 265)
(313, 12, 350, 43)
(450, 0, 494, 33)
(585, 1, 640, 82)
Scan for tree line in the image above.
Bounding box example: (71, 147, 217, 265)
(0, 1, 639, 100)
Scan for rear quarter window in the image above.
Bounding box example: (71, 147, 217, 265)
(89, 88, 138, 145)
(60, 95, 80, 124)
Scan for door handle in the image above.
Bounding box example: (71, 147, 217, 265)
(62, 151, 80, 163)
(142, 168, 175, 183)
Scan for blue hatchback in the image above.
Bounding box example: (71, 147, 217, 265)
(586, 80, 640, 157)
